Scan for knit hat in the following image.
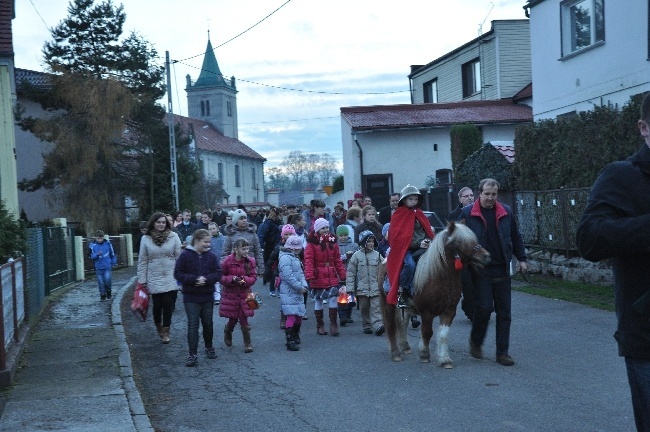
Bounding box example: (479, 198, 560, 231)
(382, 223, 390, 238)
(358, 230, 375, 248)
(285, 235, 303, 250)
(231, 209, 247, 226)
(336, 225, 350, 236)
(313, 218, 329, 233)
(281, 224, 296, 236)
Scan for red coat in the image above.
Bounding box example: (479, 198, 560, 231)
(219, 254, 258, 318)
(304, 232, 346, 289)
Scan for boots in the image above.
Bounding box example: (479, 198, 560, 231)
(329, 308, 339, 336)
(223, 325, 233, 347)
(242, 326, 253, 353)
(285, 328, 299, 351)
(314, 310, 328, 335)
(338, 305, 347, 326)
(294, 323, 301, 344)
(155, 322, 163, 339)
(161, 327, 170, 344)
(280, 312, 287, 329)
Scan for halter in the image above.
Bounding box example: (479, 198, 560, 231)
(454, 244, 484, 271)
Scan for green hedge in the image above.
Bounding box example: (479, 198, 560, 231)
(456, 144, 516, 191)
(514, 96, 644, 190)
(450, 123, 482, 172)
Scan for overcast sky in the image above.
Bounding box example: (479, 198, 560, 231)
(13, 0, 528, 169)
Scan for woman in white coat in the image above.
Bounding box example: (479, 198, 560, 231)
(138, 212, 182, 343)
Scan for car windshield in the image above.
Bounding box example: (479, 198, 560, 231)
(424, 211, 445, 233)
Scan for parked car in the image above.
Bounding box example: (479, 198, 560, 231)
(423, 211, 446, 234)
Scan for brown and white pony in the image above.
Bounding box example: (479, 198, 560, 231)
(379, 221, 490, 367)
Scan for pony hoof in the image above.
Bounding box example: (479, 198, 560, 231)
(420, 358, 430, 363)
(441, 362, 454, 369)
(403, 348, 412, 354)
(391, 355, 403, 362)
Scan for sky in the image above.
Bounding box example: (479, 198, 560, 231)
(13, 0, 528, 170)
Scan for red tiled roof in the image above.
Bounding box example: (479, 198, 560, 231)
(167, 114, 266, 161)
(492, 143, 515, 163)
(0, 0, 13, 56)
(341, 99, 532, 131)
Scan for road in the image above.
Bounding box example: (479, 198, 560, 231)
(121, 280, 634, 432)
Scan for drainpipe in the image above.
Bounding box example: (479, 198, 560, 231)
(353, 134, 364, 195)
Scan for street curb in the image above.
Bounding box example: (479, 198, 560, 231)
(111, 276, 155, 432)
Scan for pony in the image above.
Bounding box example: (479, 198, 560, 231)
(379, 220, 490, 367)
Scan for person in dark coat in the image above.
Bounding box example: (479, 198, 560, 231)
(576, 93, 650, 432)
(460, 178, 526, 367)
(448, 187, 474, 221)
(174, 229, 221, 367)
(174, 209, 197, 245)
(378, 193, 400, 226)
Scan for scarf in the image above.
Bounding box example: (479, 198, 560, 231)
(150, 229, 171, 247)
(385, 206, 434, 305)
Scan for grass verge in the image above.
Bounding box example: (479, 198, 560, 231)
(512, 273, 614, 311)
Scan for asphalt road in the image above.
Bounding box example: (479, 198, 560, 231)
(121, 280, 634, 432)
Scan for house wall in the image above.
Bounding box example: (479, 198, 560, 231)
(199, 151, 264, 205)
(530, 0, 650, 119)
(410, 20, 531, 104)
(0, 62, 19, 216)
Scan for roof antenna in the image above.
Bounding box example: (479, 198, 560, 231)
(478, 2, 494, 36)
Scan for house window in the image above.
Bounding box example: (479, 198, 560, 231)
(235, 165, 240, 187)
(561, 0, 605, 56)
(423, 79, 438, 103)
(227, 100, 232, 116)
(462, 59, 481, 98)
(251, 167, 256, 185)
(200, 101, 205, 116)
(205, 100, 210, 116)
(217, 163, 223, 183)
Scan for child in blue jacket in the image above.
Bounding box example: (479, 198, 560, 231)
(89, 230, 117, 301)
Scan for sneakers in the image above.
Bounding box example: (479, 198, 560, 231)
(186, 354, 198, 367)
(363, 328, 373, 334)
(106, 290, 112, 300)
(270, 290, 276, 297)
(205, 347, 217, 359)
(469, 338, 483, 359)
(497, 354, 515, 366)
(410, 315, 421, 329)
(374, 326, 385, 336)
(397, 290, 411, 309)
(100, 294, 106, 301)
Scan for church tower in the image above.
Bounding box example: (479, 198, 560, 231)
(185, 37, 238, 139)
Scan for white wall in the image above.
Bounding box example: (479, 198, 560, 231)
(530, 0, 650, 119)
(199, 151, 264, 205)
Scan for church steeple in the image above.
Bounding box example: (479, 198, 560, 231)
(185, 35, 239, 139)
(194, 38, 226, 88)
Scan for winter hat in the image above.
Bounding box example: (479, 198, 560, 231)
(285, 235, 303, 250)
(281, 224, 296, 237)
(313, 218, 329, 233)
(358, 230, 376, 248)
(354, 192, 363, 199)
(231, 209, 247, 226)
(382, 223, 390, 238)
(336, 225, 350, 236)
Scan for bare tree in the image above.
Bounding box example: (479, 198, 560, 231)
(281, 150, 308, 189)
(265, 167, 291, 190)
(318, 153, 339, 186)
(304, 153, 320, 188)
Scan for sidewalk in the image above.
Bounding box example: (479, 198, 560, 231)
(0, 266, 152, 432)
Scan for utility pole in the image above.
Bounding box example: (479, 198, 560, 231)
(165, 51, 180, 210)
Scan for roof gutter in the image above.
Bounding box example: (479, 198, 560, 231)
(353, 134, 364, 195)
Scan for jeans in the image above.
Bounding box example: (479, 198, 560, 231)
(95, 268, 112, 295)
(151, 290, 178, 327)
(470, 265, 512, 356)
(398, 251, 416, 292)
(184, 301, 214, 355)
(625, 357, 650, 432)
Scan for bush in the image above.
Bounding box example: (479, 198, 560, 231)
(332, 175, 344, 194)
(0, 201, 27, 262)
(456, 144, 516, 191)
(450, 123, 482, 174)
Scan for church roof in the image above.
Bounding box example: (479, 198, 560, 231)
(193, 39, 231, 89)
(170, 114, 266, 162)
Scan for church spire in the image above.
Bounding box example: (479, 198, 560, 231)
(194, 38, 226, 88)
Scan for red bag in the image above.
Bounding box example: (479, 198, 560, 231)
(131, 283, 149, 322)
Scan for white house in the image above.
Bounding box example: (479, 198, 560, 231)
(409, 20, 531, 104)
(524, 0, 650, 120)
(340, 100, 532, 209)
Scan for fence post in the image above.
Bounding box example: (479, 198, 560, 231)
(559, 187, 571, 256)
(74, 236, 85, 281)
(122, 234, 134, 266)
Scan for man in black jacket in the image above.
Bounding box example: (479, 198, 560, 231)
(448, 187, 474, 221)
(378, 193, 400, 225)
(576, 93, 650, 432)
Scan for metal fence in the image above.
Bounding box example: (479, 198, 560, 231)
(514, 187, 590, 255)
(0, 258, 26, 370)
(42, 227, 76, 295)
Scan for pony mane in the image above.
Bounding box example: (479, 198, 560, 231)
(413, 223, 476, 292)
